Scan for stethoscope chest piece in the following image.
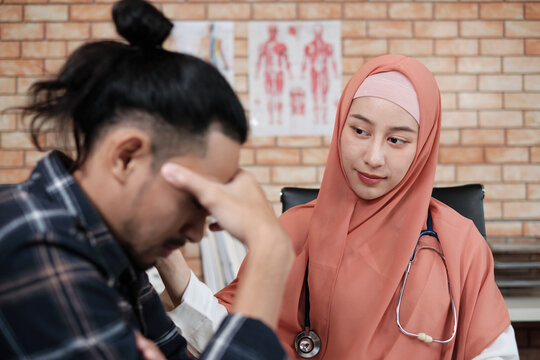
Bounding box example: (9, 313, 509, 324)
(295, 329, 321, 358)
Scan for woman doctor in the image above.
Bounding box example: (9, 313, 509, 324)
(158, 54, 518, 359)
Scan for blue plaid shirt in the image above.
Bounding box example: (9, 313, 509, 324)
(0, 151, 286, 360)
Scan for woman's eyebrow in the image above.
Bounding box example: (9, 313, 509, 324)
(350, 114, 417, 133)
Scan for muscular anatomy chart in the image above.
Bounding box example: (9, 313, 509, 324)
(167, 21, 234, 86)
(249, 21, 341, 136)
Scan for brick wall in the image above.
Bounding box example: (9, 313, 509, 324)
(1, 1, 539, 262)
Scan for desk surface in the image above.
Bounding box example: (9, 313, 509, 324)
(504, 296, 540, 322)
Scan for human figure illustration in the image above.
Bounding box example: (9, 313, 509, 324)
(256, 25, 292, 126)
(198, 23, 229, 71)
(301, 24, 338, 125)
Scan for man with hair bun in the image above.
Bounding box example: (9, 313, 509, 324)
(0, 0, 292, 359)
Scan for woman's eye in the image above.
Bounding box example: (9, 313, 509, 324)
(388, 137, 407, 145)
(354, 127, 367, 136)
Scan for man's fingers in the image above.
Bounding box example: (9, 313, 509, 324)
(161, 163, 215, 204)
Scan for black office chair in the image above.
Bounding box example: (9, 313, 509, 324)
(280, 184, 486, 240)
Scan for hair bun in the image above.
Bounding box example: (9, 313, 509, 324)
(113, 0, 173, 49)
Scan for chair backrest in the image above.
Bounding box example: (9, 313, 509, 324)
(280, 184, 486, 240)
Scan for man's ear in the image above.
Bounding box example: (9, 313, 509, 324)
(107, 129, 152, 184)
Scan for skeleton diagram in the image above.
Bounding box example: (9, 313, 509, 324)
(255, 25, 292, 126)
(301, 24, 338, 125)
(198, 23, 229, 71)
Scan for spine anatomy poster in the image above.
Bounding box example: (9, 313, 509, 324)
(249, 21, 342, 136)
(167, 21, 235, 86)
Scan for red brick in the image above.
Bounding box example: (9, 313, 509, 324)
(0, 150, 24, 167)
(261, 184, 283, 203)
(44, 59, 64, 75)
(525, 39, 540, 55)
(486, 221, 523, 237)
(25, 5, 68, 21)
(0, 78, 16, 94)
(435, 75, 476, 92)
(525, 4, 540, 20)
(524, 222, 540, 237)
(441, 92, 456, 110)
(479, 75, 522, 92)
(253, 4, 297, 20)
(272, 166, 317, 184)
(459, 92, 502, 110)
(46, 23, 90, 40)
(0, 5, 23, 22)
(0, 60, 43, 76)
(416, 56, 455, 73)
(529, 184, 540, 198)
(479, 111, 523, 128)
(368, 21, 412, 38)
(256, 148, 300, 165)
(22, 41, 66, 58)
(415, 21, 457, 38)
(242, 166, 270, 183)
(457, 165, 501, 183)
(507, 129, 540, 146)
(17, 77, 39, 94)
(457, 57, 501, 73)
(0, 41, 21, 58)
(4, 0, 46, 3)
(436, 39, 477, 56)
(462, 129, 505, 145)
(342, 57, 365, 74)
(0, 169, 31, 184)
(504, 56, 540, 73)
(162, 4, 205, 20)
(439, 147, 483, 164)
(70, 5, 111, 21)
(533, 145, 540, 162)
(208, 4, 250, 20)
(389, 3, 431, 20)
(503, 201, 540, 219)
(67, 40, 85, 55)
(485, 184, 526, 200)
(485, 147, 529, 163)
(484, 201, 502, 220)
(302, 148, 329, 165)
(24, 150, 47, 167)
(343, 39, 387, 56)
(0, 95, 26, 110)
(440, 130, 460, 145)
(1, 131, 37, 149)
(91, 23, 119, 40)
(244, 136, 275, 148)
(1, 23, 44, 40)
(299, 4, 341, 20)
(480, 4, 523, 20)
(277, 136, 321, 147)
(234, 22, 248, 39)
(234, 74, 247, 93)
(506, 21, 540, 38)
(441, 111, 477, 128)
(343, 3, 385, 19)
(505, 94, 540, 110)
(341, 21, 366, 38)
(480, 39, 524, 56)
(525, 75, 540, 91)
(504, 165, 540, 182)
(525, 111, 540, 127)
(435, 3, 478, 20)
(434, 164, 455, 183)
(0, 114, 17, 131)
(390, 39, 432, 56)
(460, 21, 503, 38)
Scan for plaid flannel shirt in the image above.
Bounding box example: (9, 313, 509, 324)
(0, 151, 286, 360)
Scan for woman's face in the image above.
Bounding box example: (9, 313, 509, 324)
(340, 96, 419, 200)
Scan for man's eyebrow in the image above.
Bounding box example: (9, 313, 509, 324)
(350, 114, 417, 133)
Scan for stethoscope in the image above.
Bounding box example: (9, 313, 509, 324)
(294, 210, 457, 358)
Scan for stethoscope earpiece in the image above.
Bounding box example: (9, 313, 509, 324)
(295, 329, 321, 358)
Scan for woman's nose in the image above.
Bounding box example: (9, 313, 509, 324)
(363, 140, 385, 168)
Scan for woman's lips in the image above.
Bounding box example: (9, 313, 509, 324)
(357, 171, 384, 185)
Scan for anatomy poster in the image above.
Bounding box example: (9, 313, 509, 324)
(249, 21, 341, 136)
(167, 21, 234, 85)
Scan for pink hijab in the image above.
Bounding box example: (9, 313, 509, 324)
(217, 55, 509, 359)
